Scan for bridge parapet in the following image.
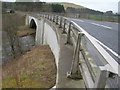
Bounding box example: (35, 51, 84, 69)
(27, 13, 119, 88)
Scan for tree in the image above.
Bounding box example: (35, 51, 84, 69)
(51, 4, 65, 13)
(3, 14, 22, 58)
(105, 11, 113, 15)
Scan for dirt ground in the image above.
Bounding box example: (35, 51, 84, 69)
(2, 45, 57, 88)
(17, 25, 36, 37)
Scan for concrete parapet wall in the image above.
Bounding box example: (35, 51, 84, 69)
(44, 22, 60, 68)
(26, 15, 60, 68)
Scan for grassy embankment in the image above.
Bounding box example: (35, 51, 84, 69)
(51, 2, 118, 22)
(2, 13, 57, 88)
(80, 14, 118, 22)
(3, 13, 35, 37)
(52, 2, 85, 10)
(2, 45, 56, 88)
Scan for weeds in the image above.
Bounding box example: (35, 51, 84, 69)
(2, 45, 57, 88)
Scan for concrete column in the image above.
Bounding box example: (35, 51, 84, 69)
(41, 19, 45, 44)
(94, 67, 108, 88)
(53, 15, 55, 22)
(35, 18, 45, 45)
(56, 16, 58, 24)
(62, 19, 66, 33)
(25, 15, 29, 25)
(67, 32, 84, 79)
(66, 22, 72, 44)
(59, 17, 62, 28)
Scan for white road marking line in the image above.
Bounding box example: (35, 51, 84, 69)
(91, 36, 120, 59)
(91, 23, 112, 29)
(73, 19, 84, 22)
(78, 20, 84, 22)
(72, 21, 119, 75)
(91, 23, 100, 26)
(71, 20, 119, 59)
(100, 25, 112, 29)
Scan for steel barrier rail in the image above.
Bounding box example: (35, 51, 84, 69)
(30, 13, 119, 88)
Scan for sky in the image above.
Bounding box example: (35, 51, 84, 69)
(2, 0, 120, 13)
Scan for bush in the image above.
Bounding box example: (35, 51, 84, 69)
(10, 9, 15, 13)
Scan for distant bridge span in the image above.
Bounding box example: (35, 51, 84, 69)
(26, 13, 119, 88)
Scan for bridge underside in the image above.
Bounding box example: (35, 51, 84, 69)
(30, 19, 37, 30)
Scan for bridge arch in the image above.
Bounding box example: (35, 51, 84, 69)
(29, 19, 37, 30)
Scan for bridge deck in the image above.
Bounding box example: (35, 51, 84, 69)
(56, 26, 85, 88)
(29, 14, 119, 88)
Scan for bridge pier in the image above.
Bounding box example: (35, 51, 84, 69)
(35, 19, 45, 45)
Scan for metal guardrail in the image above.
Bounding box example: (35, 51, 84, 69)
(31, 13, 119, 88)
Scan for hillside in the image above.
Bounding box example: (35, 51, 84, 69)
(48, 2, 86, 10)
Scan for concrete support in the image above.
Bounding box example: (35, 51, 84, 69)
(94, 70, 107, 88)
(35, 19, 45, 45)
(94, 64, 117, 88)
(66, 22, 72, 44)
(59, 17, 62, 28)
(41, 19, 45, 44)
(53, 15, 55, 22)
(25, 15, 29, 25)
(56, 16, 58, 25)
(94, 66, 108, 88)
(47, 14, 49, 19)
(62, 19, 66, 33)
(50, 15, 52, 21)
(67, 32, 84, 79)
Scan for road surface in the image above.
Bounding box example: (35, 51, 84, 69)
(68, 18, 119, 63)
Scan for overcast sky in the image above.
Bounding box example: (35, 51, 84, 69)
(2, 0, 119, 13)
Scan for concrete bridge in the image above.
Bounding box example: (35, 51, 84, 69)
(26, 13, 119, 88)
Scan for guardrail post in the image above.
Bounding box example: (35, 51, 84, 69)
(62, 19, 66, 33)
(45, 14, 47, 18)
(59, 17, 62, 28)
(66, 22, 72, 44)
(49, 14, 51, 20)
(56, 16, 58, 24)
(94, 64, 117, 88)
(43, 14, 45, 18)
(52, 15, 53, 21)
(53, 15, 55, 22)
(49, 15, 51, 20)
(47, 14, 49, 19)
(94, 69, 107, 88)
(45, 14, 46, 18)
(50, 15, 52, 21)
(42, 14, 44, 17)
(67, 32, 84, 79)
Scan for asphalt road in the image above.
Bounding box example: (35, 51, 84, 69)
(68, 18, 119, 63)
